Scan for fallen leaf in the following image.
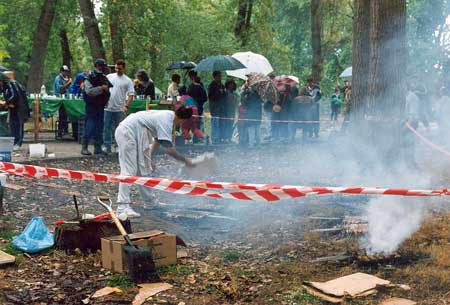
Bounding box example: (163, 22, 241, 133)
(132, 283, 173, 305)
(91, 286, 122, 298)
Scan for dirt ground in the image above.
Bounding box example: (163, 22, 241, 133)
(1, 133, 450, 304)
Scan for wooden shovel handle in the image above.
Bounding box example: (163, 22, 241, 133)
(109, 210, 128, 237)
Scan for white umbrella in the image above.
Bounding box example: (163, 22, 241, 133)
(226, 51, 273, 80)
(340, 66, 352, 78)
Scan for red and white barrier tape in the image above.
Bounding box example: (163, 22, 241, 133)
(0, 161, 448, 201)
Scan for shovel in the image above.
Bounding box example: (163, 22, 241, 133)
(97, 196, 159, 283)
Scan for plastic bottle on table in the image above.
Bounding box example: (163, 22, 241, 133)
(40, 84, 47, 97)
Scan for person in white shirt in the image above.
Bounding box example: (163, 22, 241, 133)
(167, 73, 181, 98)
(103, 59, 135, 153)
(115, 106, 195, 218)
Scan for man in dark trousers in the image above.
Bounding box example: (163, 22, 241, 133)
(1, 71, 30, 150)
(208, 71, 226, 144)
(81, 58, 112, 155)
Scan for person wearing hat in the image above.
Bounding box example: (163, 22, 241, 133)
(81, 58, 112, 155)
(53, 65, 72, 138)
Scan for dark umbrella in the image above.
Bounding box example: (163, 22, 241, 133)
(0, 66, 9, 72)
(166, 61, 197, 70)
(195, 55, 245, 72)
(0, 72, 10, 84)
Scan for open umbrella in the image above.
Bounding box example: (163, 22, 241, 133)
(246, 73, 278, 103)
(195, 55, 245, 72)
(340, 67, 352, 78)
(273, 75, 299, 92)
(0, 72, 10, 84)
(226, 51, 273, 80)
(166, 61, 197, 70)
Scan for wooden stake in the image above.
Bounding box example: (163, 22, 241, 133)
(145, 96, 149, 111)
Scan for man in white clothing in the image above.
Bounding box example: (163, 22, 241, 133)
(115, 106, 194, 218)
(103, 59, 135, 153)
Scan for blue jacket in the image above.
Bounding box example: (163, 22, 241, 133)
(69, 72, 87, 96)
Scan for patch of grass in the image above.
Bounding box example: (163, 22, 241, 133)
(284, 288, 323, 305)
(219, 250, 242, 263)
(0, 230, 22, 256)
(157, 264, 193, 275)
(106, 273, 134, 288)
(0, 230, 17, 240)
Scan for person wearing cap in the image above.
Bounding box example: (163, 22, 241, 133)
(115, 106, 194, 218)
(53, 65, 72, 138)
(81, 58, 112, 155)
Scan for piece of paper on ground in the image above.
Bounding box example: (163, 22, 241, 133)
(132, 282, 173, 305)
(302, 272, 391, 303)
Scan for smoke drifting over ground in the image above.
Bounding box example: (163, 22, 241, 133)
(363, 197, 426, 254)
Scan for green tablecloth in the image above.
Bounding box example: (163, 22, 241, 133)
(28, 97, 169, 118)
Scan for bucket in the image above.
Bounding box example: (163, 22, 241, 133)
(29, 143, 46, 158)
(0, 137, 14, 162)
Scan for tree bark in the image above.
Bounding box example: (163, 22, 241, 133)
(351, 0, 370, 120)
(234, 0, 253, 46)
(26, 0, 58, 93)
(367, 0, 406, 117)
(59, 29, 72, 68)
(311, 0, 323, 82)
(109, 2, 124, 63)
(366, 0, 407, 163)
(78, 0, 105, 62)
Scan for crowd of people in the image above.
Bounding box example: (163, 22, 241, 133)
(4, 56, 448, 157)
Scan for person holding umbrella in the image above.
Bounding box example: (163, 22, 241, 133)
(208, 71, 227, 144)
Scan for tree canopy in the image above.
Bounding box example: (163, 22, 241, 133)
(0, 0, 448, 93)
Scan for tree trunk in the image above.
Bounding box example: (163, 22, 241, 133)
(78, 0, 105, 62)
(59, 29, 72, 68)
(366, 0, 407, 162)
(351, 0, 370, 120)
(311, 0, 323, 82)
(234, 0, 253, 46)
(109, 2, 124, 63)
(367, 0, 406, 117)
(26, 0, 57, 93)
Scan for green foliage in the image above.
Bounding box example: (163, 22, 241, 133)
(219, 249, 243, 263)
(0, 230, 21, 255)
(105, 273, 134, 287)
(157, 264, 193, 275)
(0, 0, 447, 95)
(283, 288, 323, 304)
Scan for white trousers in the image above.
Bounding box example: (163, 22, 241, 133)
(116, 125, 153, 204)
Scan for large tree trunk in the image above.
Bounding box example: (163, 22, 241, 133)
(109, 1, 124, 63)
(78, 0, 105, 62)
(26, 0, 57, 93)
(368, 0, 407, 117)
(351, 0, 370, 120)
(311, 0, 323, 82)
(59, 29, 72, 68)
(367, 0, 407, 162)
(234, 0, 253, 46)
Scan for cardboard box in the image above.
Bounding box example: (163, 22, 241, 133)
(101, 230, 177, 273)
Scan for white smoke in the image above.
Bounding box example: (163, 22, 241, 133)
(363, 197, 426, 254)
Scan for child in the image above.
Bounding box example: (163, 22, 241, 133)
(177, 86, 204, 141)
(330, 87, 342, 122)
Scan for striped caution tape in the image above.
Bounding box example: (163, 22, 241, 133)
(0, 161, 448, 201)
